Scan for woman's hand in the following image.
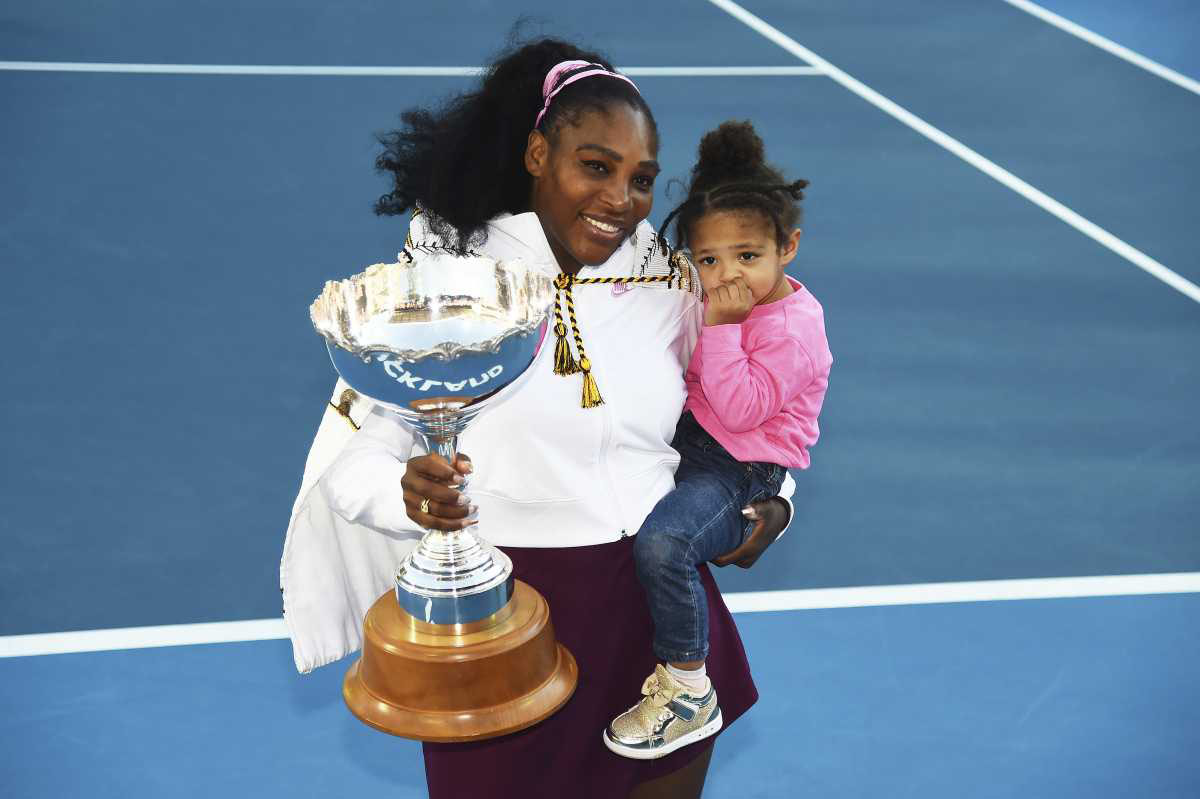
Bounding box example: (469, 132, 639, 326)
(401, 452, 477, 531)
(711, 496, 789, 569)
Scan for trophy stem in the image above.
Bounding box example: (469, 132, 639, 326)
(420, 425, 461, 471)
(392, 424, 514, 625)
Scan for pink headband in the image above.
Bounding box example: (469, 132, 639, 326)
(533, 59, 640, 129)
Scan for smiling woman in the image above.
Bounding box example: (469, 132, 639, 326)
(526, 107, 661, 271)
(373, 41, 659, 256)
(281, 37, 796, 799)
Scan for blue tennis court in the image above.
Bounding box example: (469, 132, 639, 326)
(2, 1, 1197, 796)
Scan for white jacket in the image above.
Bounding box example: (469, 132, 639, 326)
(279, 212, 793, 673)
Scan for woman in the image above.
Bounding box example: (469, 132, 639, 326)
(280, 39, 793, 798)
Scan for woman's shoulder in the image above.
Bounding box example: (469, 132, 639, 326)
(401, 209, 558, 275)
(482, 212, 556, 268)
(627, 222, 702, 299)
(404, 205, 456, 251)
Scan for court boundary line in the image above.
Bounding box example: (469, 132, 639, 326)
(706, 0, 1200, 306)
(0, 61, 823, 77)
(2, 572, 1196, 659)
(724, 572, 1200, 612)
(1002, 0, 1200, 97)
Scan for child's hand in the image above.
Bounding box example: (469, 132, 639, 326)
(704, 277, 755, 326)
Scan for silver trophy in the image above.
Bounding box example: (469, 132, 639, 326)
(311, 247, 577, 742)
(310, 249, 556, 625)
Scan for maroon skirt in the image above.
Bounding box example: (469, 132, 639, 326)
(422, 536, 758, 798)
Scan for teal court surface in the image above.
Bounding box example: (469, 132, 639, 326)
(2, 1, 1198, 796)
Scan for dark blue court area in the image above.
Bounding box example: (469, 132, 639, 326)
(2, 1, 1197, 797)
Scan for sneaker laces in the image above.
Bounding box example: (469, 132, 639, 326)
(630, 665, 683, 729)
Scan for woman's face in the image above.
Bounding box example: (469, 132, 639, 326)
(525, 104, 659, 273)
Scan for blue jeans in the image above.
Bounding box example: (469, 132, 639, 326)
(633, 412, 787, 663)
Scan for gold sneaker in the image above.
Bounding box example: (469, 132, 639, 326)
(603, 664, 723, 759)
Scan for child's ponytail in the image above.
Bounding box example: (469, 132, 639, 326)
(660, 120, 807, 251)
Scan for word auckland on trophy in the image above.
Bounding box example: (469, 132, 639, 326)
(310, 248, 578, 742)
(380, 358, 505, 394)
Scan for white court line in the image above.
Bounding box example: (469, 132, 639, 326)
(0, 61, 822, 77)
(0, 618, 289, 659)
(724, 572, 1200, 613)
(2, 572, 1197, 659)
(707, 0, 1200, 306)
(626, 66, 822, 76)
(1003, 0, 1200, 97)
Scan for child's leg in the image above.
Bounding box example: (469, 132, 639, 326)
(607, 419, 785, 758)
(633, 464, 751, 667)
(606, 424, 752, 757)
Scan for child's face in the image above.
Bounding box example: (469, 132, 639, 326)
(689, 211, 801, 306)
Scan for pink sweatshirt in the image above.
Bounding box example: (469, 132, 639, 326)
(683, 276, 832, 470)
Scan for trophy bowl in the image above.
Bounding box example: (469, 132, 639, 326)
(310, 250, 578, 742)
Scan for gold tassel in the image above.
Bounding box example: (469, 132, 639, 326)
(579, 358, 604, 408)
(553, 322, 579, 375)
(546, 271, 682, 408)
(552, 276, 581, 376)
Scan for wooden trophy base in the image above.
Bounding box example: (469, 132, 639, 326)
(342, 579, 578, 743)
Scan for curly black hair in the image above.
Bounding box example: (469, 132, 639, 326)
(374, 38, 658, 248)
(659, 120, 807, 251)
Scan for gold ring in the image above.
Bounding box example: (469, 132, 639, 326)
(420, 497, 431, 514)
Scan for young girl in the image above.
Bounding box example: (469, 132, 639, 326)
(604, 120, 833, 759)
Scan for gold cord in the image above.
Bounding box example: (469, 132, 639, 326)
(551, 273, 676, 408)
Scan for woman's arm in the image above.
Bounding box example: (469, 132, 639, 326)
(320, 406, 419, 533)
(711, 494, 791, 569)
(776, 471, 795, 525)
(710, 470, 795, 568)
